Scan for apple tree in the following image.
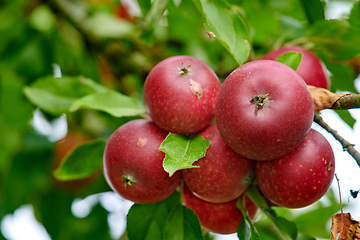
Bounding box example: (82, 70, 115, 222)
(1, 0, 360, 239)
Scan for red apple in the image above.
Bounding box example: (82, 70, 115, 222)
(262, 46, 330, 89)
(183, 124, 255, 203)
(182, 184, 258, 235)
(215, 60, 314, 161)
(255, 129, 335, 208)
(103, 119, 181, 203)
(143, 55, 221, 134)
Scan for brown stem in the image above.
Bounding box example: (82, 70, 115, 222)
(334, 174, 345, 240)
(314, 113, 360, 168)
(334, 174, 343, 216)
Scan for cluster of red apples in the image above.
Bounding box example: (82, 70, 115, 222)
(103, 46, 335, 235)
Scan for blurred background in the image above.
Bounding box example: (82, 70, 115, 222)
(1, 0, 360, 239)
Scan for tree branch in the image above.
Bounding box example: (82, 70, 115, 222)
(332, 94, 360, 110)
(308, 86, 360, 112)
(314, 113, 360, 167)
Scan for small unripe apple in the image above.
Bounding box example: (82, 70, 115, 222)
(103, 119, 181, 203)
(183, 124, 255, 203)
(143, 55, 221, 134)
(215, 60, 314, 161)
(262, 46, 330, 89)
(182, 184, 258, 235)
(255, 129, 335, 208)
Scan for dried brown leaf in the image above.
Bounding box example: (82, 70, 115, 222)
(330, 212, 360, 240)
(308, 86, 346, 112)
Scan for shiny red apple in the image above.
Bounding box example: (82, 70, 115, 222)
(183, 124, 255, 203)
(182, 184, 258, 234)
(103, 119, 181, 203)
(215, 60, 314, 161)
(144, 55, 221, 134)
(255, 129, 335, 208)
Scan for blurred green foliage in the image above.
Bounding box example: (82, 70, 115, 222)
(0, 0, 359, 239)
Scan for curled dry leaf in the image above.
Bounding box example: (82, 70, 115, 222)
(308, 86, 346, 112)
(330, 212, 360, 240)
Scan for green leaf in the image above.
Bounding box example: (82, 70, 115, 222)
(279, 16, 307, 41)
(237, 198, 261, 240)
(70, 90, 146, 117)
(34, 189, 112, 240)
(2, 133, 53, 214)
(334, 110, 356, 128)
(23, 76, 108, 115)
(271, 189, 341, 239)
(83, 12, 136, 39)
(199, 0, 251, 65)
(137, 0, 152, 16)
(292, 189, 341, 238)
(143, 0, 169, 28)
(276, 52, 302, 71)
(349, 1, 360, 28)
(29, 4, 56, 32)
(299, 0, 325, 25)
(307, 19, 360, 60)
(159, 133, 209, 177)
(238, 219, 251, 240)
(240, 2, 281, 46)
(163, 203, 204, 240)
(167, 0, 203, 42)
(53, 139, 106, 181)
(246, 184, 298, 240)
(253, 224, 282, 240)
(0, 69, 33, 130)
(297, 234, 316, 240)
(268, 214, 298, 240)
(127, 191, 180, 240)
(325, 62, 357, 93)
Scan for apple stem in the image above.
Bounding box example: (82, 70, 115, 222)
(122, 174, 136, 187)
(250, 94, 269, 115)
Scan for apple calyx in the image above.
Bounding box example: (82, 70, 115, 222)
(122, 174, 136, 187)
(250, 94, 270, 115)
(327, 162, 334, 172)
(179, 64, 191, 75)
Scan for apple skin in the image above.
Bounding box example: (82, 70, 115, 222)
(182, 184, 258, 235)
(183, 124, 255, 203)
(215, 60, 314, 161)
(103, 119, 182, 203)
(255, 129, 335, 208)
(262, 46, 330, 89)
(143, 55, 221, 134)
